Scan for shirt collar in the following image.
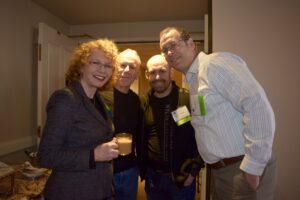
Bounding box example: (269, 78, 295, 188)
(185, 52, 206, 84)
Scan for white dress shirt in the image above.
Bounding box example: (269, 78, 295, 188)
(186, 52, 275, 176)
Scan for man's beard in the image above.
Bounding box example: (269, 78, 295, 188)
(151, 80, 171, 93)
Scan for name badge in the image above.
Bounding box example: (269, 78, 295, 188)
(190, 94, 206, 116)
(171, 106, 191, 126)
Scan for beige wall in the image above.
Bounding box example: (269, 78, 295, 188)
(0, 0, 70, 155)
(213, 0, 300, 198)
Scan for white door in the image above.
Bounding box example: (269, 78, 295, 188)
(37, 23, 77, 141)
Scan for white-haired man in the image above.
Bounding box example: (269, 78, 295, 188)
(101, 49, 142, 200)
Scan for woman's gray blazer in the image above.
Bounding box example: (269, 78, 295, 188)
(38, 81, 114, 200)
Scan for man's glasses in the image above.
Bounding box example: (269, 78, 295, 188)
(161, 39, 183, 56)
(89, 60, 112, 69)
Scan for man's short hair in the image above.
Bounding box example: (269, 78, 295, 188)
(118, 48, 141, 66)
(160, 27, 191, 42)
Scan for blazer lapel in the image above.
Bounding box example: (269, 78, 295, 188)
(71, 81, 112, 130)
(84, 93, 113, 131)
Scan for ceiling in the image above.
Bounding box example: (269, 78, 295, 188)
(32, 0, 208, 25)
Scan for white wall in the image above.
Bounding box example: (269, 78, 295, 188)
(0, 0, 70, 155)
(70, 20, 204, 42)
(213, 0, 300, 199)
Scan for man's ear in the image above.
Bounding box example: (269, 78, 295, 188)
(145, 70, 149, 80)
(188, 38, 197, 53)
(170, 67, 174, 78)
(134, 67, 141, 81)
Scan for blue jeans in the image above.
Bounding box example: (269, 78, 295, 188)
(145, 167, 196, 200)
(113, 166, 139, 200)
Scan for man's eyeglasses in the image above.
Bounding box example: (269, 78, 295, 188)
(89, 60, 112, 69)
(161, 39, 183, 56)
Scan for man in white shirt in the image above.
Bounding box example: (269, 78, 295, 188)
(159, 27, 277, 200)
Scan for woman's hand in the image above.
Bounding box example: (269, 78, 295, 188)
(94, 138, 119, 161)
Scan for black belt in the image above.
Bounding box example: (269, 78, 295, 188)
(208, 155, 244, 169)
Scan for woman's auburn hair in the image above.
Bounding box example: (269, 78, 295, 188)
(65, 38, 119, 90)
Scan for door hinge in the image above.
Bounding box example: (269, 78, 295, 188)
(38, 43, 42, 61)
